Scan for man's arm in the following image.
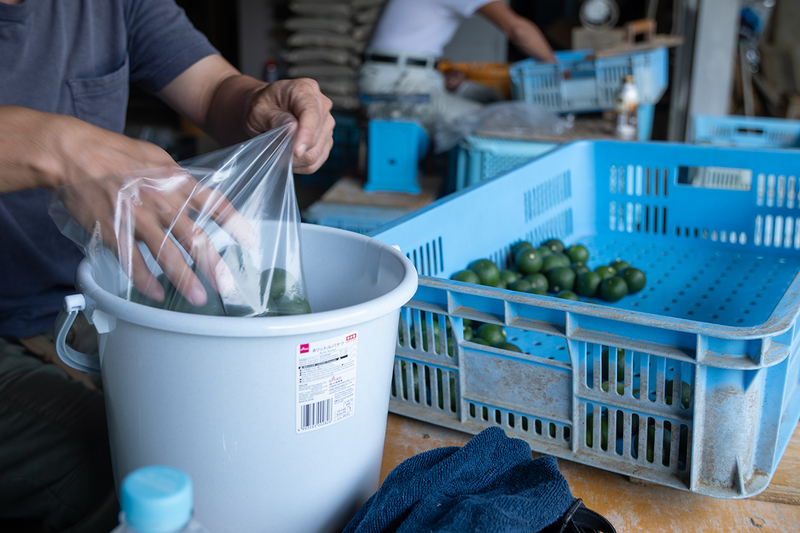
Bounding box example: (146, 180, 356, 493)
(476, 1, 556, 62)
(155, 54, 335, 174)
(0, 106, 178, 194)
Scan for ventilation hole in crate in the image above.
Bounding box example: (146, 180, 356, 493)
(390, 371, 397, 398)
(423, 366, 432, 407)
(646, 418, 657, 463)
(601, 408, 610, 451)
(522, 416, 529, 431)
(469, 403, 476, 418)
(535, 419, 543, 436)
(678, 425, 689, 470)
(495, 409, 502, 425)
(435, 368, 444, 410)
(482, 406, 489, 421)
(508, 413, 515, 428)
(662, 421, 673, 466)
(549, 423, 557, 439)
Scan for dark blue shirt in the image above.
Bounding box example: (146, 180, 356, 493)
(0, 0, 218, 338)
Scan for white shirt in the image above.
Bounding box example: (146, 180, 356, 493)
(368, 0, 491, 57)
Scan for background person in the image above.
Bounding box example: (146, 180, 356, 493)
(357, 0, 556, 135)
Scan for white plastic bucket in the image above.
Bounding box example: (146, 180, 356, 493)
(55, 224, 417, 533)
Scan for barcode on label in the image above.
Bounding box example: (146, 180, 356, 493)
(300, 398, 333, 429)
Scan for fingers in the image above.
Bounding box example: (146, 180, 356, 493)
(293, 132, 334, 174)
(188, 184, 259, 248)
(289, 80, 334, 159)
(136, 215, 209, 306)
(246, 78, 335, 174)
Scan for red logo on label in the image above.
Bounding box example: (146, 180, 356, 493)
(346, 333, 357, 342)
(300, 344, 309, 353)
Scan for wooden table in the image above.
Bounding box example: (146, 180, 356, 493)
(381, 413, 800, 533)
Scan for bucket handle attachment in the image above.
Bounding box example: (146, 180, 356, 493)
(54, 294, 101, 375)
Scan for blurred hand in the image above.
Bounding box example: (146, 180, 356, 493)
(57, 168, 255, 307)
(0, 108, 247, 306)
(243, 78, 335, 174)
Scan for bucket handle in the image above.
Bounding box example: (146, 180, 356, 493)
(54, 294, 101, 374)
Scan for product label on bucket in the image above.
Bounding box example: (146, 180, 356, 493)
(296, 331, 358, 433)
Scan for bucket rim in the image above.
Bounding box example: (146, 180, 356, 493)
(74, 225, 418, 337)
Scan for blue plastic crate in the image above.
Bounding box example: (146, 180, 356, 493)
(371, 140, 800, 499)
(303, 202, 413, 234)
(510, 48, 669, 112)
(693, 115, 800, 149)
(451, 135, 558, 191)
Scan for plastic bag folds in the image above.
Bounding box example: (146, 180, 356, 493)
(50, 124, 311, 317)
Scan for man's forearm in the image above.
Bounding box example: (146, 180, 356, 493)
(204, 74, 268, 146)
(0, 106, 65, 193)
(0, 105, 178, 195)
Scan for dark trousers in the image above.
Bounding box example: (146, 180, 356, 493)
(0, 320, 119, 533)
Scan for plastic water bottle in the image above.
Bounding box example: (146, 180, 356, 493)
(615, 75, 639, 140)
(111, 466, 210, 533)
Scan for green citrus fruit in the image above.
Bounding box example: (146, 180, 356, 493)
(476, 323, 506, 345)
(511, 241, 534, 256)
(276, 295, 312, 315)
(599, 276, 628, 302)
(514, 248, 543, 274)
(494, 341, 523, 353)
(499, 269, 521, 286)
(451, 269, 480, 284)
(594, 265, 617, 280)
(463, 326, 474, 341)
(619, 267, 646, 294)
(261, 268, 298, 300)
(575, 271, 601, 298)
(471, 338, 490, 346)
(524, 273, 549, 293)
(556, 290, 580, 301)
(541, 253, 568, 273)
(526, 287, 548, 296)
(548, 266, 576, 293)
(536, 245, 553, 258)
(543, 238, 565, 253)
(566, 244, 589, 264)
(468, 259, 500, 286)
(572, 263, 591, 277)
(609, 260, 631, 272)
(509, 279, 533, 292)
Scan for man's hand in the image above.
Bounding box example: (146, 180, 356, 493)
(157, 55, 335, 174)
(242, 78, 335, 174)
(0, 106, 244, 306)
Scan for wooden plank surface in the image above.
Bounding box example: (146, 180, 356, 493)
(752, 423, 800, 505)
(381, 413, 800, 533)
(319, 176, 441, 209)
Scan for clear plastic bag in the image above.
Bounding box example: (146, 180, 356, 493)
(50, 124, 311, 317)
(432, 101, 573, 153)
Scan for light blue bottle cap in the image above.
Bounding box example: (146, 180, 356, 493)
(121, 466, 193, 533)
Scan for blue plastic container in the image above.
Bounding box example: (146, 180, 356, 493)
(451, 135, 558, 191)
(693, 115, 800, 149)
(510, 48, 668, 112)
(365, 119, 430, 194)
(371, 140, 800, 499)
(510, 48, 668, 141)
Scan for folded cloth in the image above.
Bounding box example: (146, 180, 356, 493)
(343, 426, 613, 533)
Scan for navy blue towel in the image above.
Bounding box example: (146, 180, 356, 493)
(343, 427, 576, 533)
